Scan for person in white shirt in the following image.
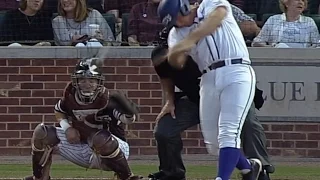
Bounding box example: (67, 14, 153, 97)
(157, 0, 262, 180)
(252, 0, 319, 48)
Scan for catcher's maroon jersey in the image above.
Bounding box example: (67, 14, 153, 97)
(54, 83, 126, 142)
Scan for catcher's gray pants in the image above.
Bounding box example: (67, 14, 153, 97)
(54, 127, 130, 169)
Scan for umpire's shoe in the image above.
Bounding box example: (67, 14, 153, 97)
(148, 171, 185, 180)
(148, 171, 165, 179)
(258, 169, 270, 180)
(242, 158, 262, 180)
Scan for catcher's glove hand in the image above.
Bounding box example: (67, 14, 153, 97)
(95, 90, 139, 124)
(108, 90, 139, 116)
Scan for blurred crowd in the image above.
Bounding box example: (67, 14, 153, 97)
(0, 0, 319, 48)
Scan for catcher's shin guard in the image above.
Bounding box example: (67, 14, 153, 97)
(90, 130, 141, 180)
(101, 149, 132, 179)
(29, 123, 60, 179)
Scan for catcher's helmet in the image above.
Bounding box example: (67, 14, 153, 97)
(71, 58, 105, 104)
(157, 0, 191, 28)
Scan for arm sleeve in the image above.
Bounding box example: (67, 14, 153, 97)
(198, 0, 231, 19)
(167, 28, 181, 48)
(54, 98, 68, 114)
(168, 26, 198, 60)
(150, 45, 171, 78)
(231, 4, 254, 23)
(94, 10, 115, 41)
(54, 86, 71, 114)
(154, 61, 171, 78)
(52, 17, 71, 46)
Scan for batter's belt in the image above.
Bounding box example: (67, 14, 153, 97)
(201, 58, 251, 74)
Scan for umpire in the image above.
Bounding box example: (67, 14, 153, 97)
(148, 26, 274, 180)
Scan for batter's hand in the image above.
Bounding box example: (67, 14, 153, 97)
(156, 101, 176, 122)
(65, 127, 80, 144)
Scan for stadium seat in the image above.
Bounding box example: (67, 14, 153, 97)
(0, 11, 6, 24)
(102, 13, 116, 38)
(307, 14, 320, 33)
(52, 13, 58, 17)
(121, 13, 130, 42)
(247, 14, 257, 21)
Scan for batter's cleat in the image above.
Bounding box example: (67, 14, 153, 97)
(242, 158, 262, 180)
(22, 176, 51, 180)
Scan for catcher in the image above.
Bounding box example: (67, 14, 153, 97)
(24, 58, 142, 180)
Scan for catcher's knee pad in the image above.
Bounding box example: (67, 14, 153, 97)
(90, 130, 119, 157)
(90, 130, 134, 180)
(31, 123, 60, 179)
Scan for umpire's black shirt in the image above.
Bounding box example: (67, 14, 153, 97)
(152, 49, 201, 105)
(151, 46, 263, 109)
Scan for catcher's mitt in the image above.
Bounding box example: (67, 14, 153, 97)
(108, 90, 140, 116)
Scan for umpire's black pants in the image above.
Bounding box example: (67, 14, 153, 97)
(154, 96, 272, 178)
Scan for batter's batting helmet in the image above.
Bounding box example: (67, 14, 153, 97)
(157, 0, 191, 28)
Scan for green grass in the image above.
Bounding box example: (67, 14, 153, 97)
(0, 164, 319, 179)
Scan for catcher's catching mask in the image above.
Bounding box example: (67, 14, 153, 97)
(71, 58, 105, 104)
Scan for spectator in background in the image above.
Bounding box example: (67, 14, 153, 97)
(127, 0, 163, 46)
(0, 0, 19, 11)
(252, 0, 319, 48)
(231, 4, 261, 38)
(228, 0, 245, 10)
(52, 0, 114, 46)
(0, 0, 54, 46)
(104, 0, 147, 42)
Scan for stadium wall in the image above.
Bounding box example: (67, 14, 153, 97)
(0, 47, 319, 158)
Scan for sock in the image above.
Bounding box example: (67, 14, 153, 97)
(236, 154, 252, 174)
(217, 147, 240, 180)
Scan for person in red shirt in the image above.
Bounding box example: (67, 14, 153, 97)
(127, 0, 164, 46)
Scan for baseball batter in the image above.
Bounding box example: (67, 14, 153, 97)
(23, 58, 142, 180)
(158, 0, 261, 180)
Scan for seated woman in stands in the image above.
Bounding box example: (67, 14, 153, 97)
(0, 0, 53, 46)
(252, 0, 319, 48)
(52, 0, 114, 46)
(127, 0, 164, 46)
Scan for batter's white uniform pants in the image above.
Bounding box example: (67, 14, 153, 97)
(53, 127, 130, 170)
(199, 63, 256, 155)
